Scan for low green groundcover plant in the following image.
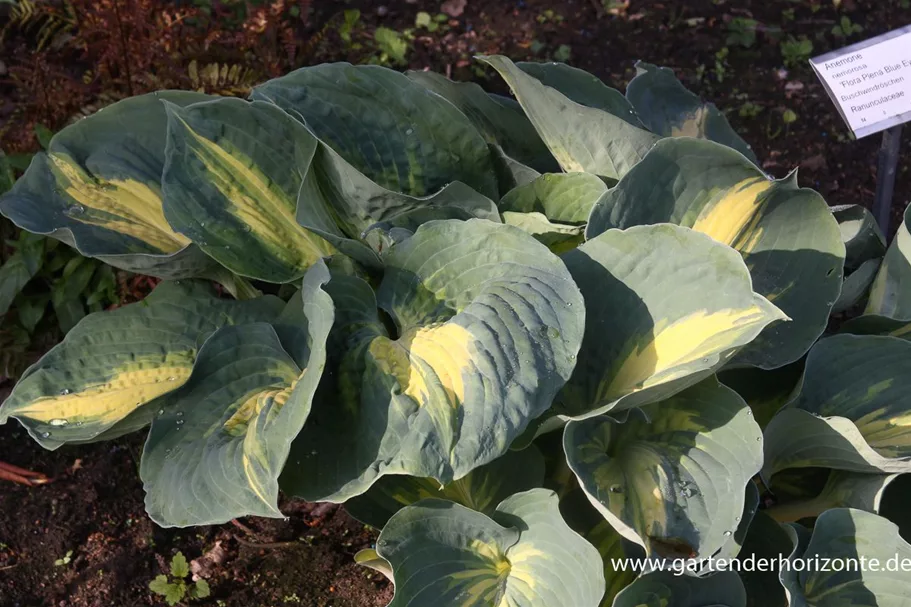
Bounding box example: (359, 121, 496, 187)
(2, 55, 910, 606)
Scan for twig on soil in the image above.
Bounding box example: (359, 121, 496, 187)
(229, 518, 258, 537)
(229, 518, 302, 550)
(0, 461, 52, 486)
(233, 537, 304, 551)
(0, 564, 18, 572)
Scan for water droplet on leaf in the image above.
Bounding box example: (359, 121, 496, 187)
(48, 419, 68, 427)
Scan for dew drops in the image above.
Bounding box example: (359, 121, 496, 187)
(40, 431, 51, 438)
(405, 128, 414, 136)
(176, 412, 184, 417)
(66, 204, 86, 216)
(59, 388, 71, 396)
(746, 409, 753, 416)
(242, 225, 252, 233)
(48, 419, 69, 427)
(609, 485, 623, 493)
(167, 377, 178, 382)
(756, 437, 762, 441)
(176, 419, 184, 426)
(723, 530, 733, 537)
(310, 450, 318, 456)
(158, 409, 165, 416)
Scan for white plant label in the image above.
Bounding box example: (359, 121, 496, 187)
(810, 25, 911, 139)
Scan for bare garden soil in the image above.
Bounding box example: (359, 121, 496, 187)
(2, 0, 911, 605)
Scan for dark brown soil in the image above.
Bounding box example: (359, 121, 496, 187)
(0, 387, 393, 607)
(2, 1, 911, 606)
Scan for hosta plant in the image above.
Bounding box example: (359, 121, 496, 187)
(2, 56, 911, 606)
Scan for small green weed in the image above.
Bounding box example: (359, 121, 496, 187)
(149, 552, 211, 606)
(781, 36, 814, 68)
(831, 15, 863, 38)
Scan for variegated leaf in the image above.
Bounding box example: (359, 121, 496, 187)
(0, 281, 283, 448)
(281, 219, 584, 502)
(0, 92, 218, 278)
(763, 334, 911, 477)
(557, 224, 784, 419)
(626, 62, 757, 163)
(252, 62, 499, 199)
(374, 489, 605, 606)
(588, 138, 845, 369)
(564, 379, 763, 562)
(478, 55, 659, 181)
(140, 263, 333, 526)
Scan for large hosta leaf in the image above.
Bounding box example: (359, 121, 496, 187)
(782, 508, 911, 607)
(499, 172, 608, 223)
(374, 489, 605, 606)
(162, 98, 341, 283)
(832, 204, 886, 271)
(763, 334, 911, 477)
(251, 62, 498, 199)
(345, 446, 545, 529)
(564, 379, 763, 561)
(162, 97, 499, 282)
(140, 265, 333, 526)
(0, 92, 218, 278)
(405, 70, 557, 173)
(281, 219, 584, 502)
(612, 571, 747, 607)
(515, 61, 641, 127)
(499, 172, 608, 253)
(866, 203, 911, 319)
(626, 62, 757, 163)
(587, 138, 845, 369)
(478, 55, 659, 180)
(557, 224, 784, 419)
(831, 205, 886, 313)
(0, 281, 283, 448)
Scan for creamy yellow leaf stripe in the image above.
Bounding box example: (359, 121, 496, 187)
(587, 137, 844, 369)
(141, 262, 335, 527)
(373, 489, 605, 607)
(0, 92, 213, 277)
(0, 280, 284, 449)
(558, 223, 785, 420)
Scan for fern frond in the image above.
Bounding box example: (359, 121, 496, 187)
(1, 0, 77, 51)
(187, 60, 259, 96)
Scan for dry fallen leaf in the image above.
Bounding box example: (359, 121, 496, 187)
(441, 0, 467, 18)
(190, 541, 228, 580)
